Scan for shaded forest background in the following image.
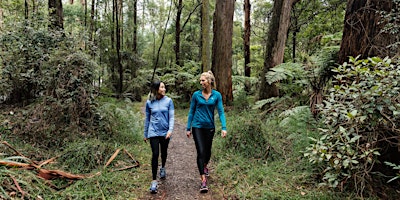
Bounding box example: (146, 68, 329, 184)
(1, 0, 400, 199)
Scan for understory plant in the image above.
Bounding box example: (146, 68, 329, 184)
(304, 56, 400, 196)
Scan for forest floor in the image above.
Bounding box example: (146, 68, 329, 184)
(137, 115, 226, 200)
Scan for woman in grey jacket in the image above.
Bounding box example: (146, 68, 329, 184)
(144, 81, 174, 194)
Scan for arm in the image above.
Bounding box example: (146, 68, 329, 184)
(144, 101, 151, 139)
(166, 99, 175, 139)
(186, 93, 197, 138)
(216, 93, 227, 131)
(186, 93, 197, 131)
(216, 93, 227, 138)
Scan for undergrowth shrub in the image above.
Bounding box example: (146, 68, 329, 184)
(304, 56, 400, 196)
(223, 110, 269, 159)
(58, 139, 116, 173)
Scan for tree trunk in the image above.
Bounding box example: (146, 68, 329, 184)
(201, 0, 211, 72)
(115, 0, 123, 97)
(0, 1, 3, 28)
(338, 0, 395, 64)
(244, 0, 251, 92)
(244, 0, 251, 77)
(25, 0, 28, 19)
(258, 0, 299, 100)
(151, 0, 173, 82)
(212, 0, 234, 105)
(133, 0, 137, 53)
(89, 0, 95, 45)
(175, 0, 182, 66)
(48, 0, 64, 30)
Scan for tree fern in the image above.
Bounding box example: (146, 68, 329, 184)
(265, 62, 304, 84)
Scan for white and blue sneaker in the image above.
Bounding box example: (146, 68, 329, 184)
(149, 180, 158, 194)
(160, 167, 166, 179)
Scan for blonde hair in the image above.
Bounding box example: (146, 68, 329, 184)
(201, 71, 216, 88)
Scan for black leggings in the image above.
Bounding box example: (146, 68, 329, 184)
(149, 136, 170, 180)
(192, 128, 215, 175)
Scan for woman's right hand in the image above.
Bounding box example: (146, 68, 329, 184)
(186, 131, 191, 138)
(144, 137, 148, 143)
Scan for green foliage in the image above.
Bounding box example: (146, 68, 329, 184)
(304, 56, 400, 195)
(156, 61, 201, 106)
(0, 99, 146, 199)
(266, 62, 308, 98)
(0, 24, 64, 103)
(384, 162, 400, 183)
(95, 97, 143, 144)
(379, 0, 400, 52)
(223, 112, 269, 159)
(212, 104, 355, 199)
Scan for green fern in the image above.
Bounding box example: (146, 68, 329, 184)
(252, 97, 279, 109)
(265, 62, 304, 84)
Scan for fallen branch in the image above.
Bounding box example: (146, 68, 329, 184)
(111, 164, 140, 172)
(104, 148, 121, 168)
(37, 169, 85, 180)
(10, 175, 26, 199)
(123, 148, 140, 166)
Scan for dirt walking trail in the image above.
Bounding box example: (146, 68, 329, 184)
(138, 116, 225, 200)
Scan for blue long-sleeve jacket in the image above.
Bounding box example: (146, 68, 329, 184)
(186, 90, 227, 131)
(144, 96, 174, 138)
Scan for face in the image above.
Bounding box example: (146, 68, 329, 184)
(200, 75, 210, 89)
(158, 82, 166, 96)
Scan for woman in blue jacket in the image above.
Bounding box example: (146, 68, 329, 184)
(144, 81, 174, 194)
(186, 71, 227, 193)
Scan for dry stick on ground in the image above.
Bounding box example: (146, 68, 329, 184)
(10, 175, 26, 199)
(0, 141, 85, 180)
(104, 148, 121, 168)
(1, 141, 39, 166)
(105, 148, 140, 172)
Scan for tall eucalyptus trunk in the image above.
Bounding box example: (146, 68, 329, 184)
(48, 0, 64, 30)
(175, 0, 183, 66)
(201, 0, 211, 72)
(338, 0, 396, 64)
(133, 0, 137, 53)
(258, 0, 299, 100)
(212, 0, 234, 105)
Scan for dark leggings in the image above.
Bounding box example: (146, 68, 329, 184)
(150, 136, 170, 180)
(192, 128, 215, 175)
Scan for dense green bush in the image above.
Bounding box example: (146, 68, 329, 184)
(304, 56, 400, 196)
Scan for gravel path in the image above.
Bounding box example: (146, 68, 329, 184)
(138, 117, 223, 200)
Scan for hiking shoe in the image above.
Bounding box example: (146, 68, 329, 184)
(160, 167, 166, 179)
(204, 167, 209, 177)
(149, 180, 158, 194)
(200, 179, 208, 193)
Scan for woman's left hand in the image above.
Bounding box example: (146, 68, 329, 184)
(221, 130, 227, 138)
(166, 132, 172, 139)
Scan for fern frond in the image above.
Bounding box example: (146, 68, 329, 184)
(265, 62, 304, 84)
(252, 97, 279, 109)
(278, 105, 309, 118)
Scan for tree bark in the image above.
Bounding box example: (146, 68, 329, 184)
(48, 0, 64, 30)
(258, 0, 299, 100)
(244, 0, 251, 77)
(115, 0, 123, 97)
(212, 0, 234, 105)
(338, 0, 395, 64)
(201, 0, 211, 72)
(244, 0, 251, 92)
(175, 0, 183, 66)
(133, 0, 137, 53)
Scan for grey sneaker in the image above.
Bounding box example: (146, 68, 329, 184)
(160, 167, 166, 179)
(149, 180, 158, 194)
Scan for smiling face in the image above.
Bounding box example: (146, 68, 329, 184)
(200, 75, 211, 89)
(157, 82, 166, 97)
